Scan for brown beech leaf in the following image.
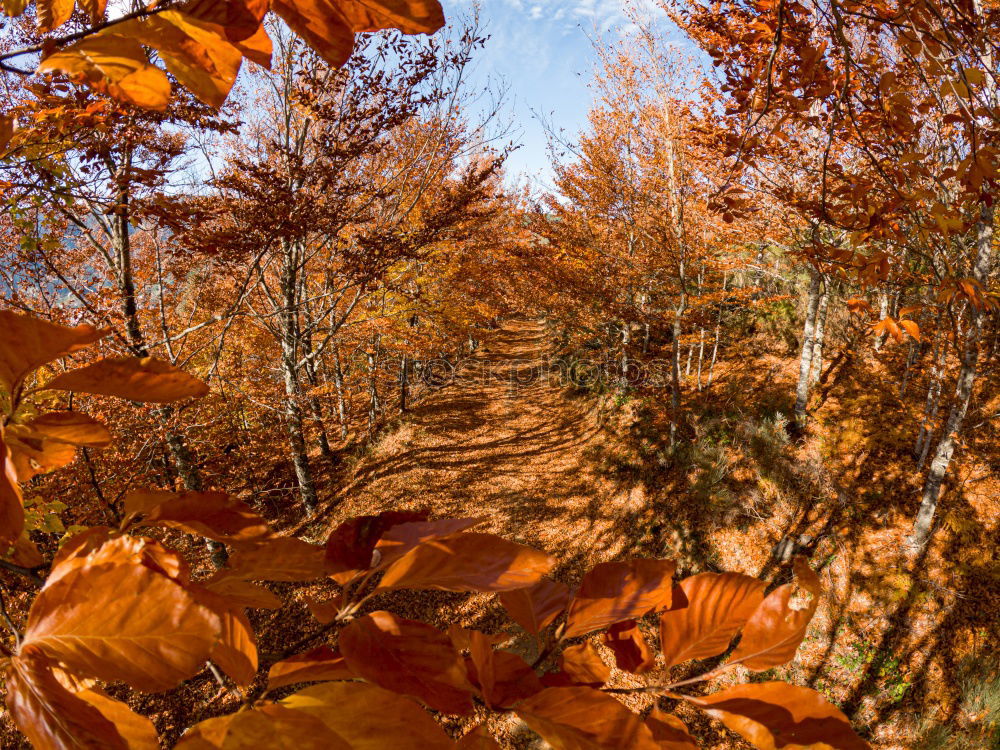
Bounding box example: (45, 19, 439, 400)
(375, 532, 554, 593)
(25, 412, 112, 447)
(21, 549, 220, 691)
(728, 557, 822, 671)
(468, 630, 543, 708)
(8, 530, 44, 567)
(499, 578, 570, 635)
(281, 680, 454, 748)
(202, 576, 281, 610)
(176, 702, 350, 749)
(305, 593, 342, 623)
(0, 310, 107, 394)
(5, 651, 128, 750)
(683, 682, 870, 750)
(645, 710, 699, 750)
(456, 724, 502, 749)
(76, 688, 159, 750)
(180, 0, 268, 42)
(0, 426, 24, 548)
(43, 356, 209, 403)
(209, 607, 257, 688)
(6, 425, 78, 482)
(564, 559, 676, 639)
(268, 645, 355, 690)
(127, 490, 274, 545)
(559, 641, 611, 687)
(35, 0, 74, 32)
(659, 572, 767, 669)
(338, 610, 475, 714)
(515, 687, 661, 749)
(374, 516, 486, 564)
(325, 509, 427, 572)
(270, 0, 356, 68)
(48, 531, 189, 587)
(604, 620, 655, 674)
(232, 23, 273, 67)
(335, 0, 444, 33)
(36, 35, 172, 110)
(222, 536, 327, 581)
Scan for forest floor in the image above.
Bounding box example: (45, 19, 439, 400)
(272, 317, 999, 749)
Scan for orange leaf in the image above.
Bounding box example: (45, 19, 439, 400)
(728, 557, 821, 671)
(0, 310, 106, 394)
(176, 702, 349, 749)
(499, 578, 570, 635)
(76, 687, 159, 749)
(5, 651, 128, 750)
(898, 319, 921, 342)
(334, 0, 444, 33)
(42, 356, 209, 403)
(221, 536, 327, 581)
(126, 490, 273, 546)
(457, 724, 502, 749)
(202, 576, 281, 610)
(515, 687, 660, 749)
(35, 0, 74, 32)
(5, 424, 78, 482)
(24, 411, 111, 447)
(304, 593, 342, 623)
(604, 619, 655, 674)
(468, 630, 543, 708)
(338, 610, 475, 714)
(658, 572, 766, 669)
(180, 0, 268, 42)
(0, 427, 23, 548)
(559, 641, 610, 687)
(270, 0, 356, 68)
(645, 709, 699, 749)
(374, 516, 486, 565)
(267, 645, 355, 690)
(375, 532, 554, 593)
(564, 559, 675, 639)
(683, 682, 870, 749)
(21, 540, 220, 691)
(325, 509, 427, 572)
(280, 680, 454, 748)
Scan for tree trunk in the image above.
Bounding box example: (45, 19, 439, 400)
(399, 353, 409, 413)
(793, 269, 822, 425)
(696, 327, 705, 392)
(669, 289, 686, 447)
(367, 334, 381, 433)
(908, 202, 994, 555)
(333, 344, 348, 441)
(809, 284, 830, 385)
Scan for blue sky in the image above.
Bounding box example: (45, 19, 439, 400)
(440, 1, 668, 189)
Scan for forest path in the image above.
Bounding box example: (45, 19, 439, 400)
(320, 318, 646, 581)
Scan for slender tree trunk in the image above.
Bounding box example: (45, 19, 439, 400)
(915, 336, 945, 469)
(399, 353, 409, 413)
(707, 273, 727, 388)
(279, 240, 318, 513)
(669, 288, 686, 447)
(696, 327, 705, 392)
(367, 334, 381, 433)
(793, 269, 822, 425)
(333, 344, 348, 441)
(809, 284, 830, 385)
(909, 202, 994, 555)
(621, 322, 631, 387)
(874, 290, 890, 351)
(684, 340, 694, 377)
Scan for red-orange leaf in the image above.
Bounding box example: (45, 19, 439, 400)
(175, 702, 349, 749)
(43, 356, 209, 403)
(270, 0, 356, 68)
(6, 425, 78, 482)
(468, 630, 543, 708)
(456, 724, 502, 749)
(564, 559, 675, 639)
(659, 572, 766, 669)
(268, 645, 355, 690)
(222, 536, 327, 581)
(325, 510, 427, 572)
(0, 426, 23, 548)
(202, 576, 281, 610)
(728, 557, 822, 671)
(374, 516, 486, 565)
(515, 687, 660, 749)
(0, 310, 107, 394)
(683, 682, 870, 749)
(335, 0, 444, 33)
(76, 688, 159, 749)
(604, 619, 655, 674)
(375, 532, 554, 593)
(25, 411, 111, 447)
(338, 610, 475, 714)
(499, 578, 570, 635)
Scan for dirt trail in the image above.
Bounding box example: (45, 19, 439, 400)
(323, 318, 643, 581)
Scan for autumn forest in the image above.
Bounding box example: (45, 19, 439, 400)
(0, 0, 998, 748)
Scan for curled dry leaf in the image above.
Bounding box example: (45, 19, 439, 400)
(564, 558, 676, 639)
(645, 709, 699, 749)
(4, 651, 128, 750)
(682, 682, 871, 750)
(658, 572, 767, 670)
(126, 489, 274, 546)
(728, 557, 822, 671)
(499, 578, 570, 635)
(267, 645, 354, 690)
(21, 541, 220, 692)
(0, 310, 107, 394)
(42, 356, 209, 403)
(515, 687, 661, 750)
(280, 680, 455, 749)
(5, 425, 78, 482)
(375, 532, 554, 593)
(338, 610, 475, 714)
(604, 619, 655, 674)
